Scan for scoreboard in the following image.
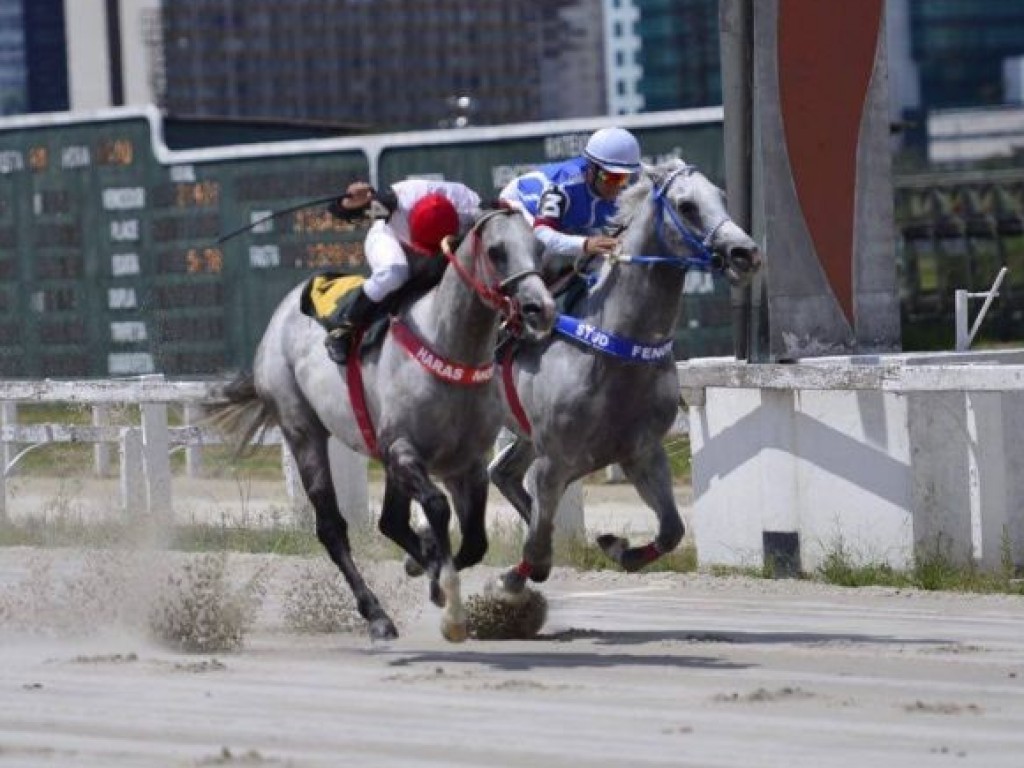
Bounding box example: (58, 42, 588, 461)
(0, 106, 728, 378)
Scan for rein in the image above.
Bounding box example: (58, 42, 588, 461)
(441, 208, 540, 336)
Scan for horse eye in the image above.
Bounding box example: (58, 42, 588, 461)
(488, 244, 507, 268)
(678, 201, 699, 218)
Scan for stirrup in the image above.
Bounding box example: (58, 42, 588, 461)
(325, 329, 353, 364)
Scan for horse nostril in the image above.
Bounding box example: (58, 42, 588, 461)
(729, 246, 761, 273)
(521, 302, 555, 329)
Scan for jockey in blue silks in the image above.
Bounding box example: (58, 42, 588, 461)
(499, 127, 641, 283)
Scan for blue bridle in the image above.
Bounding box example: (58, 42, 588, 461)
(611, 165, 732, 272)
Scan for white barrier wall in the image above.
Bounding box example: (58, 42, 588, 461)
(679, 351, 1024, 573)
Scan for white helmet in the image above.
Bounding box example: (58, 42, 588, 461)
(583, 127, 641, 173)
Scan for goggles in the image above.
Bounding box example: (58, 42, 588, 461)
(595, 168, 632, 188)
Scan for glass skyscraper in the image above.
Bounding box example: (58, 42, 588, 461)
(636, 0, 720, 112)
(0, 0, 67, 116)
(910, 0, 1024, 109)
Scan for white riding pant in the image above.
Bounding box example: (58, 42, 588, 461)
(361, 220, 410, 303)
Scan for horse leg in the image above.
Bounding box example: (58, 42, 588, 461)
(500, 455, 568, 593)
(285, 426, 398, 641)
(445, 460, 490, 571)
(377, 477, 445, 604)
(384, 437, 467, 643)
(487, 435, 536, 525)
(598, 446, 685, 572)
(377, 478, 425, 570)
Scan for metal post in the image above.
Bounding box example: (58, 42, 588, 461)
(954, 289, 970, 352)
(720, 0, 755, 360)
(954, 267, 1009, 352)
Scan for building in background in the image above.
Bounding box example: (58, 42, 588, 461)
(889, 0, 1024, 162)
(160, 0, 603, 129)
(64, 0, 162, 111)
(910, 0, 1024, 111)
(604, 0, 643, 115)
(0, 0, 68, 116)
(635, 0, 719, 112)
(3, 0, 1023, 157)
(0, 0, 27, 115)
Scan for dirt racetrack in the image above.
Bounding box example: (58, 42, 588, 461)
(1, 543, 1024, 768)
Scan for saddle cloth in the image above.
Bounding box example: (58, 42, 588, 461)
(299, 272, 389, 352)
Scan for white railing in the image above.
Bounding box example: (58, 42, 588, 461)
(0, 376, 328, 524)
(0, 375, 690, 532)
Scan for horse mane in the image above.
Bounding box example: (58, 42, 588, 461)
(610, 158, 691, 228)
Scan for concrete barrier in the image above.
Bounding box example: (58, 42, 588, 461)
(678, 350, 1024, 574)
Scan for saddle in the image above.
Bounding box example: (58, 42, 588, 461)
(300, 273, 389, 355)
(299, 256, 450, 359)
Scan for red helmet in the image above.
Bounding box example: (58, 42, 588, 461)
(407, 193, 459, 255)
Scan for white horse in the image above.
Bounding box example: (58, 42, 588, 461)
(489, 159, 761, 593)
(211, 208, 556, 641)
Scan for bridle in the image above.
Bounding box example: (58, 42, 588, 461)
(611, 165, 734, 272)
(440, 208, 540, 335)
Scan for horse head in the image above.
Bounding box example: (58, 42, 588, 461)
(445, 207, 556, 340)
(629, 159, 762, 287)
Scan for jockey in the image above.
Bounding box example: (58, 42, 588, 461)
(324, 178, 481, 363)
(499, 126, 641, 282)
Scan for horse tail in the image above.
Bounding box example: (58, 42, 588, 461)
(205, 372, 278, 459)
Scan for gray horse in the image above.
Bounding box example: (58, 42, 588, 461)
(489, 159, 760, 593)
(210, 208, 556, 641)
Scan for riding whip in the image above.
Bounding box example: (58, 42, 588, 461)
(215, 192, 351, 244)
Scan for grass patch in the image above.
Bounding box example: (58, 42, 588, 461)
(813, 534, 1024, 595)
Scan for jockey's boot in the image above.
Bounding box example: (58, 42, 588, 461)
(324, 288, 378, 365)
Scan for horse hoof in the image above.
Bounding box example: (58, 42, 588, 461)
(404, 555, 425, 578)
(484, 569, 527, 599)
(597, 533, 628, 563)
(369, 617, 399, 642)
(441, 617, 469, 644)
(483, 575, 530, 606)
(429, 579, 446, 608)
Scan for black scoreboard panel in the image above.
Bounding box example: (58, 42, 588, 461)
(0, 114, 369, 377)
(0, 108, 735, 377)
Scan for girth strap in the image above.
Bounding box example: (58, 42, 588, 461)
(345, 329, 380, 457)
(500, 345, 532, 436)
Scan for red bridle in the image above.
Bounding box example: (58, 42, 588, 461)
(439, 209, 539, 336)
